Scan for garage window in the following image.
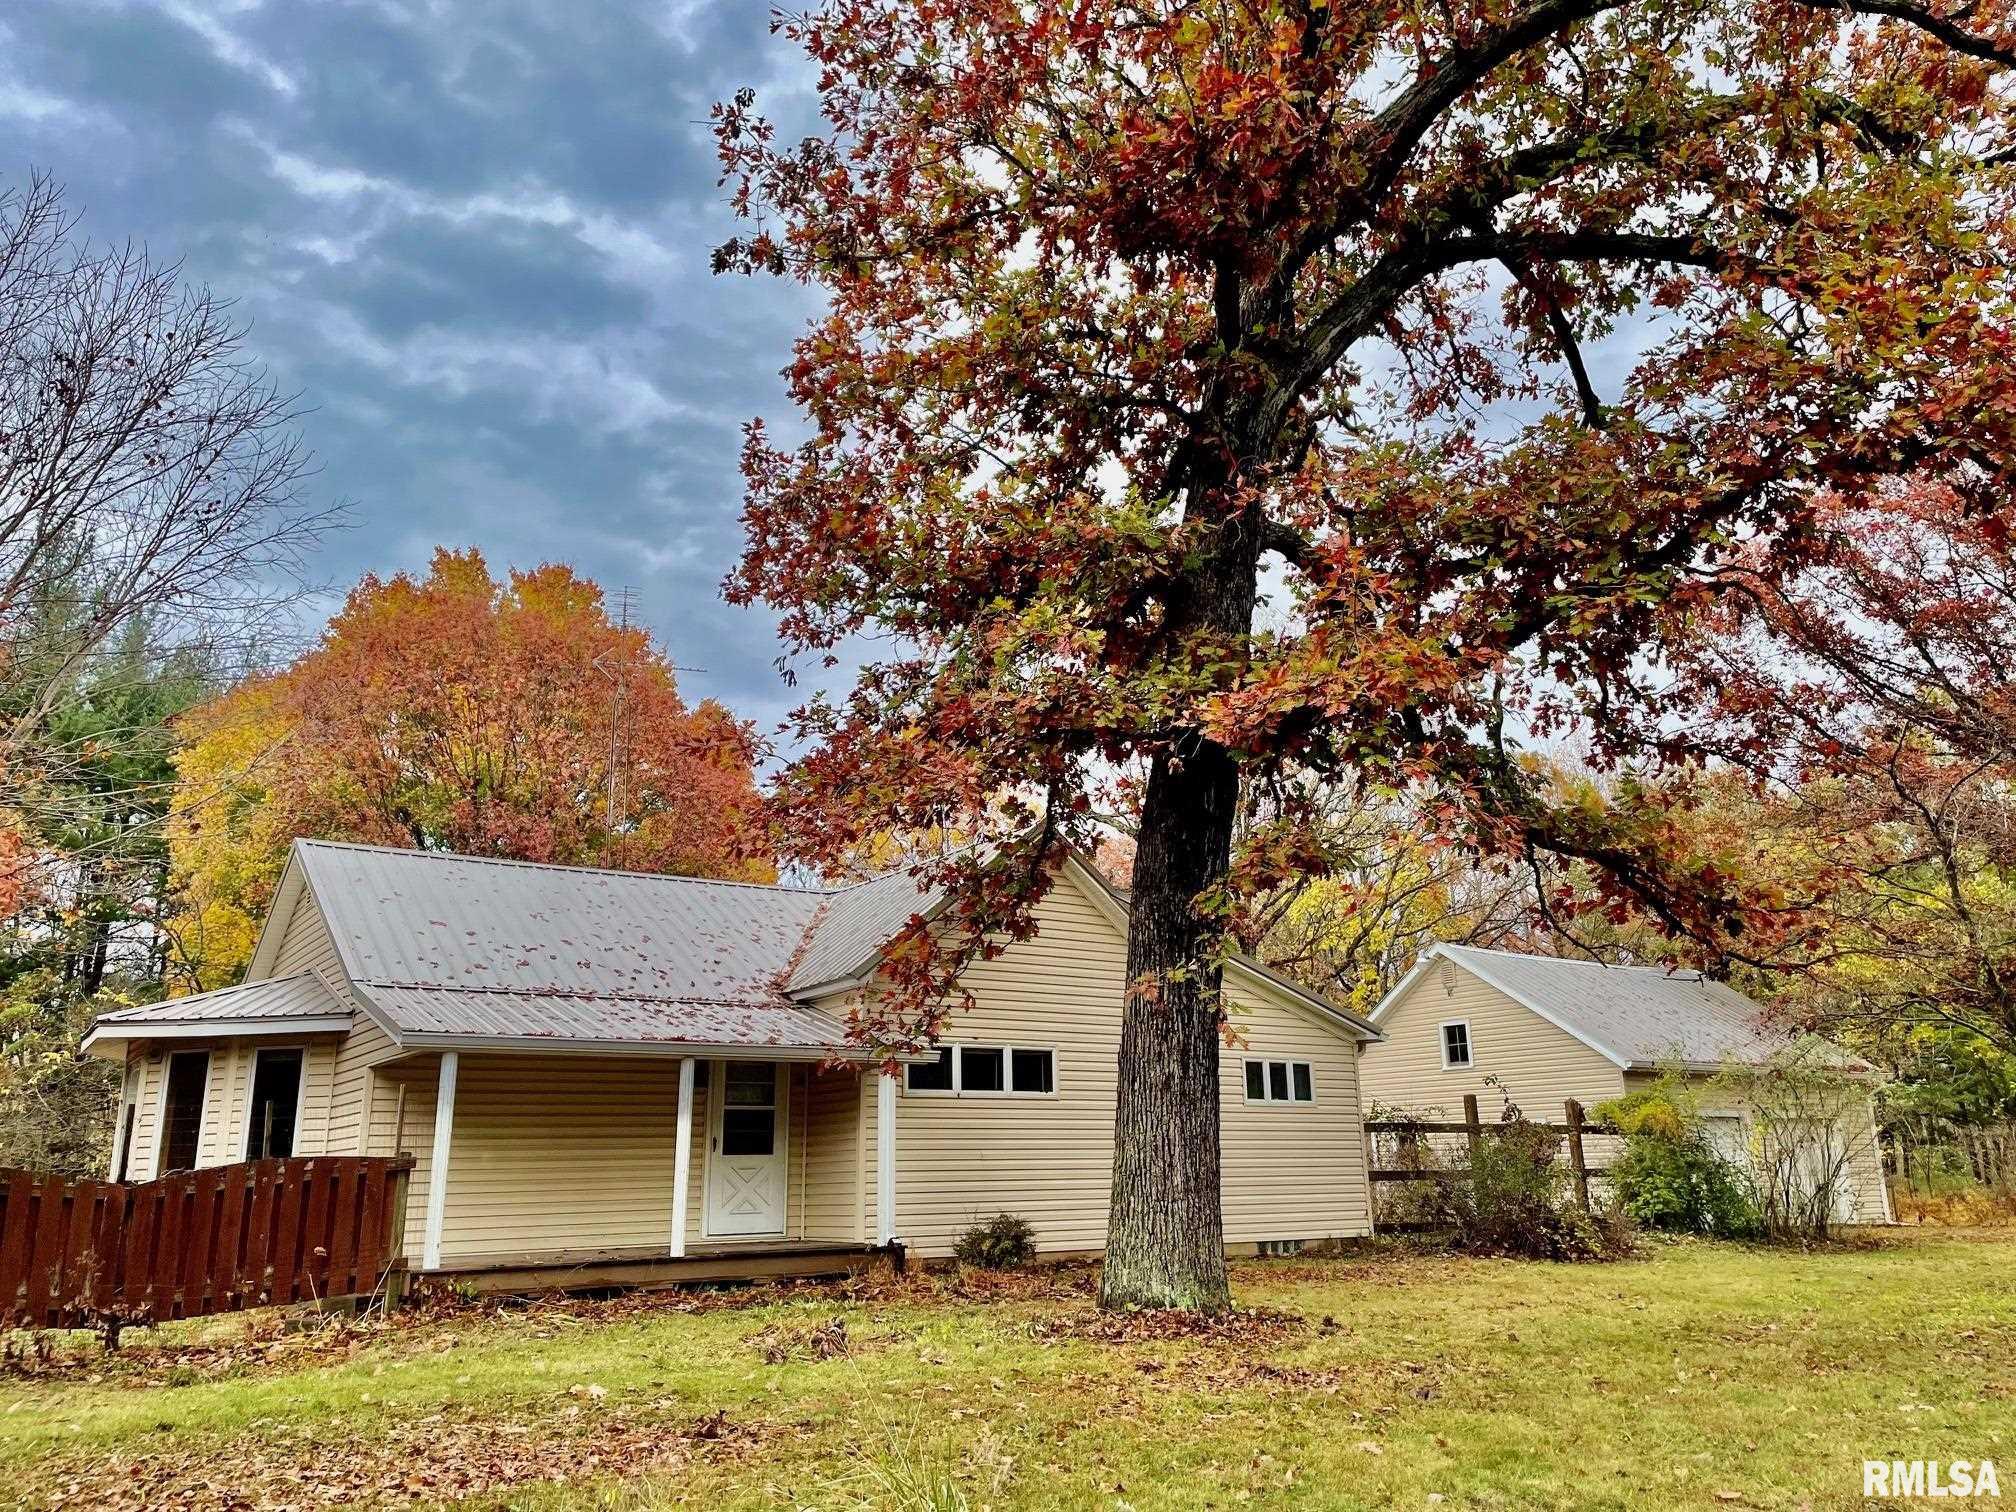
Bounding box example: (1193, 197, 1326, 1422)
(1441, 1020, 1472, 1069)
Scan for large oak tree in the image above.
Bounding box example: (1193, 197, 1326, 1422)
(718, 0, 2016, 1309)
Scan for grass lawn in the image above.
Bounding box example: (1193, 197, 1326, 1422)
(3, 1230, 2010, 1510)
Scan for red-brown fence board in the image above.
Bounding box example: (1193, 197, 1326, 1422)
(0, 1156, 412, 1332)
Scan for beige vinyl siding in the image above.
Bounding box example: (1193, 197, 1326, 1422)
(429, 1054, 681, 1264)
(883, 865, 1373, 1260)
(374, 1052, 861, 1267)
(802, 1066, 866, 1242)
(266, 889, 405, 1159)
(268, 889, 345, 978)
(1359, 959, 1625, 1121)
(1221, 979, 1371, 1245)
(120, 1048, 169, 1181)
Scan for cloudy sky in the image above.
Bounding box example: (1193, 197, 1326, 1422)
(2, 0, 823, 729)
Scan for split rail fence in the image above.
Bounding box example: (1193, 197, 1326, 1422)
(0, 1154, 414, 1333)
(1365, 1096, 1619, 1231)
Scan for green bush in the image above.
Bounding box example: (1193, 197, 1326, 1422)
(1391, 1114, 1629, 1261)
(1598, 1081, 1761, 1238)
(951, 1213, 1036, 1269)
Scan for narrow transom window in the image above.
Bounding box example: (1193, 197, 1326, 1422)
(1441, 1021, 1472, 1069)
(1243, 1059, 1315, 1104)
(904, 1045, 1056, 1097)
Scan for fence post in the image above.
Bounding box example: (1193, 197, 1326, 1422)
(1363, 1127, 1379, 1233)
(383, 1161, 413, 1312)
(1565, 1100, 1592, 1213)
(1463, 1095, 1482, 1167)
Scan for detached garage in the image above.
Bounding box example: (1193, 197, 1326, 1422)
(1359, 944, 1892, 1224)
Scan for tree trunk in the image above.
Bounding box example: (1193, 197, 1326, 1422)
(1101, 739, 1242, 1311)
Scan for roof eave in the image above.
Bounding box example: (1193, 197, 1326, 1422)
(390, 1028, 934, 1064)
(244, 845, 312, 984)
(80, 1014, 355, 1058)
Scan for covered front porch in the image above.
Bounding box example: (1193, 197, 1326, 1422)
(379, 1048, 902, 1285)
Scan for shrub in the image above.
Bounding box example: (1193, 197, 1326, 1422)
(1599, 1080, 1761, 1239)
(1386, 1112, 1629, 1261)
(951, 1213, 1036, 1269)
(1712, 1046, 1884, 1240)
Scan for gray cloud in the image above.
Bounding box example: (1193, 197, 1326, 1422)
(2, 0, 822, 731)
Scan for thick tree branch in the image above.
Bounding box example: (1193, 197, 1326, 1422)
(1501, 256, 1607, 427)
(1267, 228, 1723, 436)
(1795, 0, 2016, 68)
(1355, 0, 1633, 229)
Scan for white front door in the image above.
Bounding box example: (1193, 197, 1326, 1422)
(705, 1061, 788, 1238)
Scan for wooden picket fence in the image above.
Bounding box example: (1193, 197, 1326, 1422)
(0, 1155, 414, 1334)
(1365, 1097, 1618, 1231)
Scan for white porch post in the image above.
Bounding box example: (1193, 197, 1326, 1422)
(669, 1056, 696, 1257)
(875, 1069, 897, 1246)
(421, 1050, 458, 1272)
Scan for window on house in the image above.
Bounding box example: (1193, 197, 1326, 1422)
(961, 1046, 1006, 1093)
(1441, 1021, 1472, 1069)
(904, 1045, 1056, 1096)
(114, 1101, 137, 1182)
(1242, 1059, 1315, 1104)
(719, 1061, 778, 1157)
(159, 1050, 210, 1173)
(244, 1047, 305, 1160)
(1011, 1047, 1054, 1095)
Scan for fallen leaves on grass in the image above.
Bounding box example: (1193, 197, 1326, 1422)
(37, 1399, 771, 1509)
(1027, 1305, 1306, 1348)
(1, 1261, 1099, 1393)
(0, 1313, 396, 1388)
(750, 1315, 850, 1364)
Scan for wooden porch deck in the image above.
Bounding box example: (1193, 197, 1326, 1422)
(423, 1241, 888, 1295)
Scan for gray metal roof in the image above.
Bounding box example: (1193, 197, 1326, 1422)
(356, 984, 857, 1053)
(158, 842, 1368, 1058)
(1436, 945, 1868, 1070)
(788, 867, 943, 991)
(289, 841, 938, 1051)
(297, 841, 830, 1005)
(93, 972, 351, 1026)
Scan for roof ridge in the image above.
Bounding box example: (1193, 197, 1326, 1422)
(295, 838, 836, 895)
(1446, 943, 1706, 978)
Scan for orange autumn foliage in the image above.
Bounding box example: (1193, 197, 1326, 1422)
(168, 549, 771, 987)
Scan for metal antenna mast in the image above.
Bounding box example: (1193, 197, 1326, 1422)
(601, 586, 638, 835)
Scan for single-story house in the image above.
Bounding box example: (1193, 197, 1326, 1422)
(1359, 943, 1892, 1222)
(85, 841, 1381, 1288)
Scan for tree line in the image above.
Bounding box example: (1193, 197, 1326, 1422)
(0, 176, 768, 1171)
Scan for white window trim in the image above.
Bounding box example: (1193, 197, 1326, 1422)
(903, 1043, 1060, 1099)
(1241, 1058, 1317, 1106)
(1440, 1019, 1473, 1070)
(107, 1057, 140, 1181)
(241, 1044, 311, 1161)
